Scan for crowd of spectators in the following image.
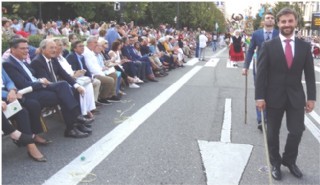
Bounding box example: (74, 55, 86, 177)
(1, 15, 216, 162)
(3, 15, 319, 162)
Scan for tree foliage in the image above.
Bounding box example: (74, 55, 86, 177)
(2, 2, 38, 20)
(272, 2, 304, 29)
(2, 2, 226, 32)
(253, 2, 304, 30)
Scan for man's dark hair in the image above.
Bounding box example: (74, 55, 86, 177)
(263, 11, 274, 19)
(9, 38, 28, 48)
(276, 7, 298, 22)
(71, 40, 83, 51)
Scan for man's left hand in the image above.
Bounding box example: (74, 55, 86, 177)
(305, 100, 315, 113)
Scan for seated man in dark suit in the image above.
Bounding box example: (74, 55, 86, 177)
(65, 40, 101, 104)
(3, 38, 91, 138)
(30, 38, 93, 135)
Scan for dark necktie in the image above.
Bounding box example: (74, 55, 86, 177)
(265, 32, 271, 41)
(48, 60, 57, 82)
(284, 39, 293, 69)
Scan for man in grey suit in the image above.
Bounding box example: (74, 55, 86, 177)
(243, 11, 279, 130)
(255, 8, 316, 180)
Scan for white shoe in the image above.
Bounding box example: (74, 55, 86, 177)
(129, 83, 140, 88)
(134, 77, 144, 84)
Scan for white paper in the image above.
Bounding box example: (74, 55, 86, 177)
(3, 100, 23, 118)
(17, 86, 33, 95)
(104, 67, 116, 75)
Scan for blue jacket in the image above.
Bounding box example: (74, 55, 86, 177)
(2, 68, 17, 100)
(244, 29, 279, 69)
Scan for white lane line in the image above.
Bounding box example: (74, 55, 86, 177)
(204, 58, 220, 67)
(309, 111, 320, 125)
(305, 116, 320, 143)
(185, 58, 199, 66)
(226, 60, 244, 69)
(43, 66, 203, 185)
(186, 47, 226, 66)
(301, 81, 320, 84)
(221, 98, 232, 143)
(212, 47, 227, 58)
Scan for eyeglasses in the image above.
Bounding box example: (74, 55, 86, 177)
(77, 45, 85, 48)
(17, 47, 29, 50)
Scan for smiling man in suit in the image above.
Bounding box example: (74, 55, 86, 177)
(243, 11, 279, 130)
(255, 8, 316, 180)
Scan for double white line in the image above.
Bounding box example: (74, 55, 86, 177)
(305, 111, 320, 143)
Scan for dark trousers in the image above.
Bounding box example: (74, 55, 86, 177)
(25, 81, 80, 130)
(2, 112, 17, 134)
(20, 98, 43, 134)
(2, 108, 33, 135)
(253, 62, 267, 123)
(267, 97, 305, 166)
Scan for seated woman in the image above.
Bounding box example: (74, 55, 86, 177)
(2, 69, 47, 162)
(53, 38, 96, 118)
(94, 40, 122, 101)
(105, 40, 142, 89)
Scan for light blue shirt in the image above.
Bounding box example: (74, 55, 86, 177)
(11, 55, 38, 82)
(76, 53, 84, 69)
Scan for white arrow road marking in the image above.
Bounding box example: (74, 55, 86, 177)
(204, 58, 220, 67)
(198, 99, 253, 185)
(305, 115, 320, 143)
(43, 66, 203, 185)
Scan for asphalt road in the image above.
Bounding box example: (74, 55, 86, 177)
(2, 47, 320, 185)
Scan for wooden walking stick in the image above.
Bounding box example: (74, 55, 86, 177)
(261, 110, 273, 185)
(244, 74, 248, 124)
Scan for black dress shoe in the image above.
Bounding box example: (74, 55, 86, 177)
(257, 124, 262, 131)
(12, 133, 34, 147)
(77, 124, 92, 134)
(64, 128, 89, 138)
(77, 115, 94, 124)
(148, 78, 158, 82)
(34, 136, 52, 145)
(28, 152, 47, 162)
(271, 165, 282, 180)
(282, 162, 303, 178)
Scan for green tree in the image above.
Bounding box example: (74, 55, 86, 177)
(272, 2, 304, 29)
(148, 2, 226, 31)
(66, 2, 97, 21)
(253, 3, 272, 30)
(2, 2, 38, 20)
